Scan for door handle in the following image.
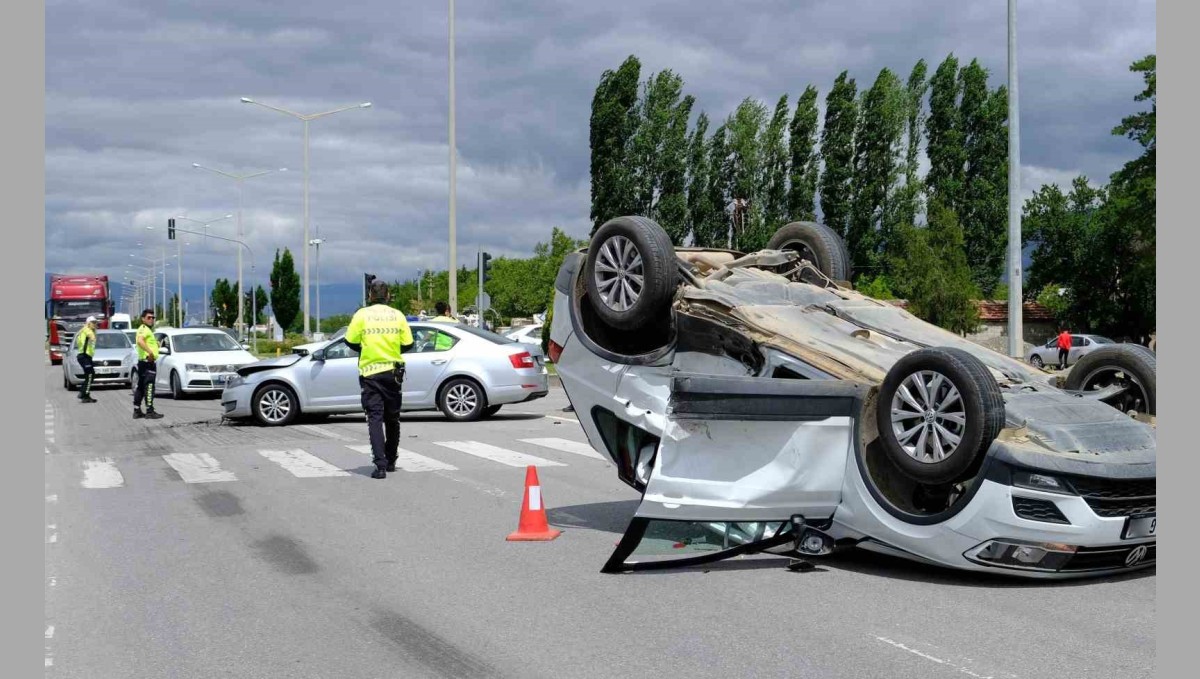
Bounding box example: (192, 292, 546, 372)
(432, 359, 448, 365)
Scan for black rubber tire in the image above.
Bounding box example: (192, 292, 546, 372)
(765, 221, 852, 282)
(481, 405, 502, 418)
(64, 374, 76, 391)
(129, 368, 138, 392)
(876, 347, 1006, 485)
(1029, 355, 1044, 369)
(50, 358, 62, 366)
(170, 371, 184, 400)
(438, 378, 486, 422)
(252, 383, 300, 427)
(584, 216, 678, 331)
(1065, 344, 1156, 415)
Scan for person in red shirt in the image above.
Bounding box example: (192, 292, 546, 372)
(1057, 328, 1072, 370)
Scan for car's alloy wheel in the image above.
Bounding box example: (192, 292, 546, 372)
(1029, 355, 1043, 368)
(583, 216, 678, 332)
(876, 347, 1005, 485)
(593, 235, 644, 312)
(439, 379, 484, 422)
(254, 385, 298, 426)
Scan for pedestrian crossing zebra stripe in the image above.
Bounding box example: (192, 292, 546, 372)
(162, 453, 237, 483)
(520, 437, 607, 461)
(344, 445, 459, 472)
(81, 458, 125, 489)
(433, 441, 566, 468)
(258, 449, 350, 478)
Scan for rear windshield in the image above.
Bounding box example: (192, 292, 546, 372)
(448, 325, 516, 345)
(1091, 336, 1115, 344)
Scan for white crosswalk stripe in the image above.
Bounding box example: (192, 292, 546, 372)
(433, 441, 566, 468)
(520, 437, 607, 461)
(81, 458, 125, 489)
(345, 445, 459, 472)
(295, 424, 355, 441)
(162, 453, 237, 483)
(258, 449, 350, 478)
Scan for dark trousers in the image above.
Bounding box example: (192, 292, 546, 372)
(360, 372, 402, 471)
(78, 354, 95, 398)
(134, 359, 157, 411)
(1057, 348, 1069, 369)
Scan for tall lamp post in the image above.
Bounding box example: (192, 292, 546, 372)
(240, 96, 372, 338)
(1006, 0, 1023, 357)
(175, 214, 233, 325)
(309, 235, 324, 335)
(448, 0, 458, 315)
(192, 163, 286, 340)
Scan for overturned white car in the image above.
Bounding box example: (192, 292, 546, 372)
(549, 216, 1156, 578)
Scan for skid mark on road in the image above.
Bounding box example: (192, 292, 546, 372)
(252, 535, 320, 575)
(195, 490, 246, 517)
(371, 610, 498, 679)
(874, 636, 1019, 679)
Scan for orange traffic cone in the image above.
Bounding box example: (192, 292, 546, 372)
(506, 465, 562, 541)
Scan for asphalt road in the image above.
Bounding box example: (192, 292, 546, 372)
(43, 365, 1155, 678)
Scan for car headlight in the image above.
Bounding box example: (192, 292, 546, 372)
(225, 375, 245, 389)
(1012, 470, 1074, 495)
(185, 363, 209, 372)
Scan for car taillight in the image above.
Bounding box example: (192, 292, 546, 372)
(548, 340, 563, 363)
(508, 351, 535, 369)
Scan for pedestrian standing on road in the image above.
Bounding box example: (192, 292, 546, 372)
(133, 309, 163, 420)
(1057, 327, 1072, 370)
(345, 281, 414, 479)
(75, 316, 99, 403)
(429, 301, 456, 323)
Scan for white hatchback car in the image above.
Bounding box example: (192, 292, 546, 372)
(504, 323, 544, 347)
(146, 327, 260, 398)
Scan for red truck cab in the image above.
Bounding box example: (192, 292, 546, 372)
(46, 274, 112, 364)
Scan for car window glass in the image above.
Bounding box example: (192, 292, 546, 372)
(322, 341, 357, 360)
(411, 328, 458, 353)
(172, 333, 241, 352)
(1071, 336, 1086, 347)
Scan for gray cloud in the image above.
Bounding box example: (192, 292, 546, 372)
(47, 0, 1155, 299)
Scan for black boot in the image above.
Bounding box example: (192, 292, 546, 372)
(371, 468, 387, 479)
(81, 396, 97, 404)
(145, 409, 163, 420)
(133, 408, 145, 419)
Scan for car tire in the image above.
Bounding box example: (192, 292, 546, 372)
(876, 347, 1005, 485)
(252, 383, 299, 427)
(129, 368, 137, 391)
(584, 216, 678, 332)
(765, 221, 852, 283)
(481, 405, 502, 418)
(1029, 355, 1044, 369)
(170, 371, 185, 400)
(1065, 344, 1156, 415)
(439, 378, 485, 422)
(64, 374, 76, 391)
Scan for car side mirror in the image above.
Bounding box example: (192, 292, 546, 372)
(311, 348, 326, 361)
(159, 346, 171, 356)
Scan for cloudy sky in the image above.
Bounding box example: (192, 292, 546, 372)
(45, 0, 1155, 311)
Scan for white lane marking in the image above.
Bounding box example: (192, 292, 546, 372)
(48, 577, 57, 587)
(542, 415, 578, 423)
(345, 445, 459, 472)
(45, 625, 54, 639)
(46, 494, 58, 503)
(874, 637, 1012, 679)
(296, 424, 354, 441)
(45, 657, 53, 667)
(81, 458, 125, 489)
(258, 449, 350, 478)
(433, 441, 566, 468)
(520, 437, 606, 461)
(162, 453, 237, 483)
(47, 533, 57, 544)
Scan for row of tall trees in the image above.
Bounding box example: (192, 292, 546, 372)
(208, 279, 269, 328)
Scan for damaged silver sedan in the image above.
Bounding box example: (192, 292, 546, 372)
(549, 216, 1156, 578)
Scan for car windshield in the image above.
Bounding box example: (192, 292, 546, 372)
(1091, 336, 1115, 344)
(445, 324, 516, 345)
(95, 333, 131, 349)
(123, 331, 137, 344)
(171, 333, 242, 353)
(52, 299, 106, 319)
(332, 326, 348, 340)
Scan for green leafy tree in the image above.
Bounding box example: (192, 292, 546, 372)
(787, 85, 820, 221)
(889, 200, 979, 335)
(654, 90, 696, 243)
(686, 112, 714, 246)
(1035, 284, 1070, 324)
(269, 248, 301, 333)
(318, 313, 354, 334)
(243, 285, 268, 325)
(899, 59, 928, 228)
(819, 72, 858, 239)
(210, 278, 238, 327)
(589, 56, 643, 234)
(695, 123, 730, 247)
(959, 60, 1009, 294)
(849, 67, 907, 275)
(726, 98, 770, 251)
(166, 293, 181, 327)
(926, 55, 965, 212)
(761, 95, 791, 232)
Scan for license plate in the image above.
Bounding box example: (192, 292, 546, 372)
(1123, 515, 1157, 539)
(96, 367, 118, 375)
(213, 374, 228, 384)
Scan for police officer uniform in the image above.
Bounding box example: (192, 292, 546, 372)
(75, 316, 98, 403)
(428, 302, 457, 351)
(345, 284, 414, 479)
(133, 310, 163, 420)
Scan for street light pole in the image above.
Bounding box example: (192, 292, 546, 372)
(193, 163, 286, 339)
(448, 0, 458, 315)
(309, 236, 323, 334)
(240, 97, 371, 338)
(1007, 0, 1023, 357)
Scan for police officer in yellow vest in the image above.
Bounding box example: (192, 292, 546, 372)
(133, 308, 163, 420)
(75, 316, 99, 403)
(428, 301, 457, 351)
(345, 280, 414, 479)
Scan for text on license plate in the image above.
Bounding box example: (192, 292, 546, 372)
(96, 367, 118, 374)
(213, 374, 229, 384)
(1123, 515, 1157, 539)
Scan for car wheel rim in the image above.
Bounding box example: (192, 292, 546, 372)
(1080, 367, 1150, 414)
(446, 384, 477, 416)
(594, 235, 644, 312)
(1031, 356, 1042, 367)
(259, 390, 291, 423)
(890, 370, 966, 464)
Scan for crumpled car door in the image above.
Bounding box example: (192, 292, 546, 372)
(603, 374, 868, 572)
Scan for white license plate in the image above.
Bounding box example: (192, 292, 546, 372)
(213, 374, 229, 384)
(96, 367, 118, 375)
(1123, 515, 1157, 539)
